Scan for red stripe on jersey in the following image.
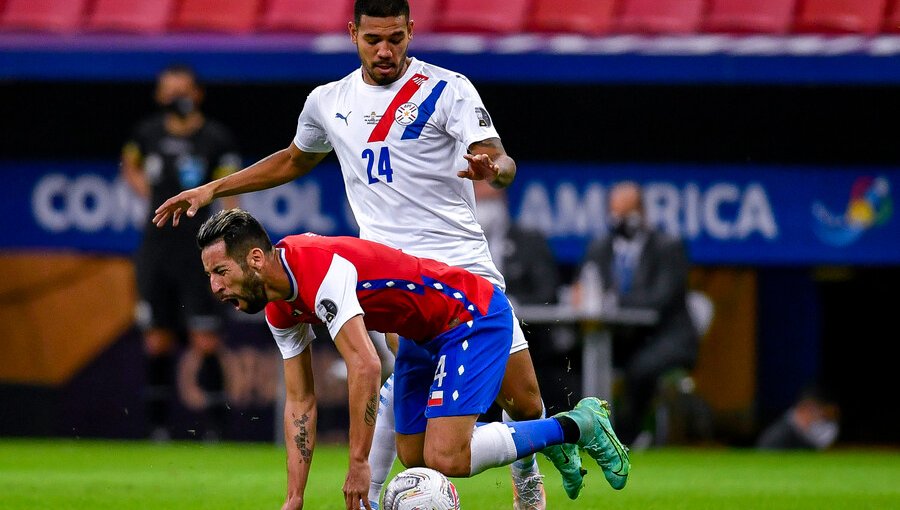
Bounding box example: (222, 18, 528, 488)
(367, 73, 428, 143)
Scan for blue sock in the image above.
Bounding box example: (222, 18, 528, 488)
(506, 418, 565, 458)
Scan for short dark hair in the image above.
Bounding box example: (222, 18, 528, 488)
(354, 0, 409, 25)
(197, 208, 273, 264)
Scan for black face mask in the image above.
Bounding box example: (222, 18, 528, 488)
(609, 213, 643, 240)
(162, 95, 195, 117)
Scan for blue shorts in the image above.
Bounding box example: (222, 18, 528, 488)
(393, 287, 513, 435)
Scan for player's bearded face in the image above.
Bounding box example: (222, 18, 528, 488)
(353, 16, 412, 86)
(236, 265, 268, 314)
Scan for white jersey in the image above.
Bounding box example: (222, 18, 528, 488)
(292, 57, 505, 287)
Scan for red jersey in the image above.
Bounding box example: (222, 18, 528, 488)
(265, 234, 496, 359)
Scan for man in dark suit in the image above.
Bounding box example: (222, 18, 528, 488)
(579, 181, 698, 446)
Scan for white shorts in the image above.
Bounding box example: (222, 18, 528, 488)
(510, 312, 529, 354)
(454, 258, 529, 355)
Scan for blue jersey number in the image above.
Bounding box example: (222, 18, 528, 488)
(363, 147, 394, 184)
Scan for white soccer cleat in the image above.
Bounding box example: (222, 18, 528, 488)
(511, 471, 547, 510)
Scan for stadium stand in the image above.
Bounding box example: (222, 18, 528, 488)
(435, 0, 531, 34)
(0, 0, 86, 33)
(85, 0, 176, 34)
(170, 0, 263, 34)
(4, 0, 900, 37)
(793, 0, 889, 34)
(885, 0, 900, 32)
(615, 0, 707, 34)
(259, 0, 352, 33)
(703, 0, 798, 34)
(527, 0, 620, 35)
(409, 0, 441, 33)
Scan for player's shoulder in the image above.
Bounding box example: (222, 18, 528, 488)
(278, 232, 325, 250)
(311, 68, 359, 96)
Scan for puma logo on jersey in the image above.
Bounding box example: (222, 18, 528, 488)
(335, 111, 351, 125)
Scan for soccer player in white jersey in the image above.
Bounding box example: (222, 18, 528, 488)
(153, 1, 602, 508)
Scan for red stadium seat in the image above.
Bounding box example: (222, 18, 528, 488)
(0, 0, 87, 33)
(615, 0, 706, 34)
(171, 0, 263, 34)
(528, 0, 620, 35)
(436, 0, 530, 34)
(409, 0, 441, 33)
(704, 0, 798, 34)
(259, 0, 352, 33)
(794, 0, 888, 34)
(885, 0, 900, 32)
(85, 0, 175, 34)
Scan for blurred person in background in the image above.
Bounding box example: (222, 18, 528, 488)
(473, 179, 559, 310)
(121, 63, 241, 441)
(756, 385, 840, 450)
(152, 1, 578, 507)
(575, 181, 698, 448)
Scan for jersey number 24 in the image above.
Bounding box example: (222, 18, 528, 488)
(362, 147, 394, 184)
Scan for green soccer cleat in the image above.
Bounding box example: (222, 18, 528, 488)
(541, 443, 586, 499)
(563, 397, 630, 490)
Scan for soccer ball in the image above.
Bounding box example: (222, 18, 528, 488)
(381, 467, 461, 510)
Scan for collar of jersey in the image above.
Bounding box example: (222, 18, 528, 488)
(277, 247, 299, 302)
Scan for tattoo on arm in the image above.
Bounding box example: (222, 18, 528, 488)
(364, 393, 378, 427)
(292, 414, 312, 463)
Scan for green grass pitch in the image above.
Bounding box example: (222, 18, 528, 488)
(1, 439, 898, 509)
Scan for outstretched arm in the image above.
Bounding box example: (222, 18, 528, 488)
(153, 143, 329, 227)
(282, 349, 317, 510)
(458, 137, 516, 189)
(332, 315, 382, 510)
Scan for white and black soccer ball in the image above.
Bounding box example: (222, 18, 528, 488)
(381, 467, 461, 510)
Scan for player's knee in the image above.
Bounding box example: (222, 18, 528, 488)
(513, 394, 544, 420)
(423, 448, 470, 478)
(501, 389, 543, 421)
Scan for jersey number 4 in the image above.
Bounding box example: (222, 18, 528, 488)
(433, 355, 447, 388)
(362, 147, 394, 184)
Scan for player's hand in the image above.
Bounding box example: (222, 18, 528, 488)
(152, 185, 214, 228)
(281, 494, 303, 510)
(458, 153, 499, 183)
(343, 460, 372, 510)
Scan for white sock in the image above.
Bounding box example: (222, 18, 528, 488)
(503, 403, 545, 473)
(469, 422, 518, 476)
(368, 374, 397, 504)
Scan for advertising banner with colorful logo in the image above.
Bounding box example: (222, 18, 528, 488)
(1, 161, 896, 265)
(509, 164, 897, 265)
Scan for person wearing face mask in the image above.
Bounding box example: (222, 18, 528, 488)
(576, 181, 699, 448)
(474, 180, 560, 309)
(121, 64, 241, 441)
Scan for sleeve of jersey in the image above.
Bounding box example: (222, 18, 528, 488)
(293, 87, 333, 153)
(443, 76, 501, 149)
(265, 305, 316, 359)
(314, 254, 365, 342)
